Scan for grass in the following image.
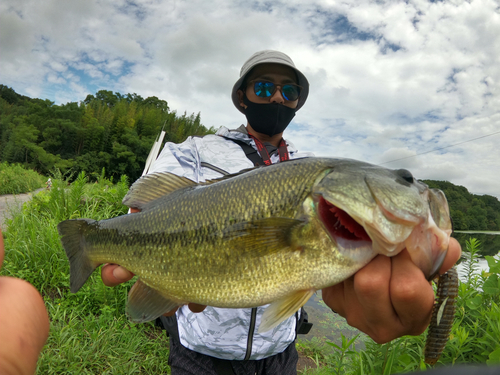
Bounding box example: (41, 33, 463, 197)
(2, 168, 500, 374)
(297, 238, 500, 374)
(1, 171, 171, 374)
(0, 162, 46, 194)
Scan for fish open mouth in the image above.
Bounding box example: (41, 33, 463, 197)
(317, 196, 371, 242)
(316, 193, 451, 279)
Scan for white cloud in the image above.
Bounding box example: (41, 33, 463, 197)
(0, 0, 499, 198)
(46, 73, 66, 85)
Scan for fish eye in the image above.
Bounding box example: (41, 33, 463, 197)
(394, 169, 414, 184)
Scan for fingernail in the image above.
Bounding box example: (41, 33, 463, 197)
(113, 267, 130, 281)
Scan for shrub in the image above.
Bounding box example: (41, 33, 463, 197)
(0, 162, 45, 194)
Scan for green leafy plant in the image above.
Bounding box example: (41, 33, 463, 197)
(299, 237, 500, 374)
(2, 169, 500, 373)
(0, 162, 45, 194)
(1, 173, 172, 373)
(326, 333, 359, 374)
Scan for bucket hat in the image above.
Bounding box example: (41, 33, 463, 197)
(231, 50, 309, 113)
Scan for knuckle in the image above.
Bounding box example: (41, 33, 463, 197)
(392, 279, 421, 303)
(344, 318, 397, 344)
(371, 329, 397, 344)
(355, 272, 386, 298)
(344, 314, 362, 331)
(409, 323, 428, 336)
(392, 276, 431, 305)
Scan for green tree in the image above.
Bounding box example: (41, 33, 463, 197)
(0, 86, 214, 182)
(423, 179, 500, 232)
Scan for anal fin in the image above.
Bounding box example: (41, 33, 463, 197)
(126, 279, 184, 323)
(259, 289, 315, 333)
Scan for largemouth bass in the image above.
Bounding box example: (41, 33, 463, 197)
(58, 157, 452, 334)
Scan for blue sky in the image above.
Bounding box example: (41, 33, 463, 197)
(1, 0, 499, 197)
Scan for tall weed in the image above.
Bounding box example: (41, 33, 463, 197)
(300, 238, 500, 374)
(1, 172, 170, 374)
(0, 162, 45, 194)
(436, 239, 500, 366)
(2, 172, 499, 374)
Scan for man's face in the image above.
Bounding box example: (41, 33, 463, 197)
(237, 63, 299, 110)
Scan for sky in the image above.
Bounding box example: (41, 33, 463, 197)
(1, 0, 499, 198)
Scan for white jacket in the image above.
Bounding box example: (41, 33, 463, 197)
(148, 125, 314, 360)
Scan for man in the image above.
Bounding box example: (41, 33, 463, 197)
(102, 50, 461, 374)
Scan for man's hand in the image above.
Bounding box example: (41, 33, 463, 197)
(322, 237, 462, 344)
(101, 263, 134, 286)
(0, 228, 50, 375)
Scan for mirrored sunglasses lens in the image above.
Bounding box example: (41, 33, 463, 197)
(282, 85, 300, 101)
(254, 81, 275, 98)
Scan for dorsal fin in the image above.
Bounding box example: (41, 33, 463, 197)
(122, 172, 197, 210)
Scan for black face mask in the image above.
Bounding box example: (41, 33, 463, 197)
(243, 96, 296, 137)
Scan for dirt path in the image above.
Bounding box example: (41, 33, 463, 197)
(0, 189, 44, 231)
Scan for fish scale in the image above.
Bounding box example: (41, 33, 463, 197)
(58, 157, 452, 339)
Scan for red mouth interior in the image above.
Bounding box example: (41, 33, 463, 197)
(318, 197, 371, 242)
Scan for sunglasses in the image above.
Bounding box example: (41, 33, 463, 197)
(249, 80, 302, 102)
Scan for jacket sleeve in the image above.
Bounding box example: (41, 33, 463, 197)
(147, 134, 255, 182)
(147, 136, 203, 182)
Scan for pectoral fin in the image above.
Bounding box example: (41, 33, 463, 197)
(222, 218, 305, 256)
(126, 279, 185, 323)
(259, 289, 315, 333)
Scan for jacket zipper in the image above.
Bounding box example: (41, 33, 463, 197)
(244, 308, 258, 360)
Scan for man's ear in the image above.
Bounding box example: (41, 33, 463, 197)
(237, 89, 247, 109)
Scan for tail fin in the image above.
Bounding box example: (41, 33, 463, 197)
(57, 219, 98, 293)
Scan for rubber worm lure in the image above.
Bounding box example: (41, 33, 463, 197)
(424, 267, 459, 365)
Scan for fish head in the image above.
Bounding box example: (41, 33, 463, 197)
(312, 159, 452, 280)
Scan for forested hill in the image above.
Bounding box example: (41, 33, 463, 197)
(0, 85, 215, 183)
(423, 180, 500, 231)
